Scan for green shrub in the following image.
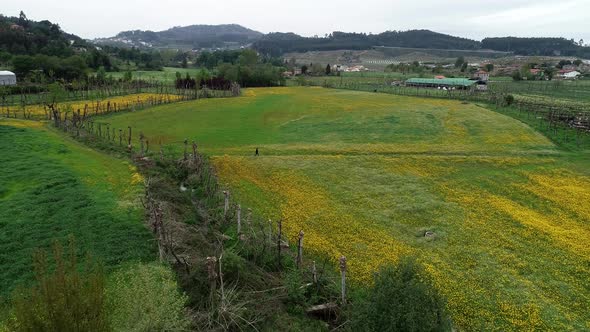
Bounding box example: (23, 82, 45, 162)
(106, 263, 190, 332)
(8, 240, 109, 332)
(351, 257, 450, 332)
(504, 94, 515, 106)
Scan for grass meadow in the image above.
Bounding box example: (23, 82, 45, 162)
(0, 119, 155, 301)
(104, 87, 589, 329)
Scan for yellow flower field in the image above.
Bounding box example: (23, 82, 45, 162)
(22, 93, 183, 118)
(106, 87, 590, 330)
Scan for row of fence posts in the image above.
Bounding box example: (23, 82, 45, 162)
(59, 117, 349, 305)
(219, 188, 349, 305)
(1, 84, 241, 121)
(514, 101, 590, 147)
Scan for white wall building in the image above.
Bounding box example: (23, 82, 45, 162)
(560, 70, 581, 79)
(0, 71, 17, 86)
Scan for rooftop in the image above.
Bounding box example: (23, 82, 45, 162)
(406, 78, 477, 87)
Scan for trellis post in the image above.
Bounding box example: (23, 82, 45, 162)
(296, 230, 304, 269)
(340, 256, 347, 305)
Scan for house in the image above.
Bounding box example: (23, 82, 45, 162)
(344, 65, 368, 72)
(529, 69, 542, 75)
(434, 75, 446, 79)
(10, 24, 24, 31)
(473, 70, 490, 82)
(558, 70, 581, 79)
(0, 71, 17, 86)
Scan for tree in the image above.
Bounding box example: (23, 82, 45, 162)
(352, 257, 450, 332)
(301, 65, 308, 75)
(325, 64, 331, 75)
(544, 67, 555, 80)
(181, 57, 188, 68)
(484, 63, 494, 72)
(238, 49, 258, 66)
(556, 60, 572, 69)
(460, 62, 468, 73)
(18, 11, 28, 26)
(573, 59, 583, 66)
(512, 70, 523, 81)
(96, 66, 106, 83)
(454, 56, 465, 68)
(12, 55, 36, 78)
(123, 70, 133, 82)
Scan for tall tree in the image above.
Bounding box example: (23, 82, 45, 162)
(325, 64, 331, 75)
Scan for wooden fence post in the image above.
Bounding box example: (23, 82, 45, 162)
(312, 261, 317, 284)
(127, 126, 132, 149)
(192, 141, 198, 164)
(118, 129, 122, 146)
(139, 132, 145, 157)
(223, 190, 230, 217)
(183, 139, 188, 161)
(277, 219, 283, 269)
(340, 256, 347, 305)
(237, 204, 242, 236)
(296, 230, 304, 269)
(206, 257, 218, 304)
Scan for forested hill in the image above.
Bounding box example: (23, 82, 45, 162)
(95, 24, 264, 49)
(253, 30, 590, 58)
(0, 12, 90, 57)
(482, 37, 590, 58)
(253, 30, 481, 56)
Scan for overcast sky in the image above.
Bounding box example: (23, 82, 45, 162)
(5, 0, 590, 43)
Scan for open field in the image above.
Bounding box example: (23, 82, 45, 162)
(0, 119, 154, 299)
(103, 87, 590, 330)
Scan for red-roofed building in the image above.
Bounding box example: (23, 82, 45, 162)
(473, 70, 489, 81)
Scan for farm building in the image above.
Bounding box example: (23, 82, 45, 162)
(473, 70, 490, 81)
(0, 71, 16, 86)
(558, 70, 581, 79)
(405, 78, 482, 90)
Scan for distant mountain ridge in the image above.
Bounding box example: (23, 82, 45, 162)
(95, 24, 590, 58)
(95, 24, 263, 49)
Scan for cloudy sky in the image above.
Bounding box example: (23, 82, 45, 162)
(5, 0, 590, 43)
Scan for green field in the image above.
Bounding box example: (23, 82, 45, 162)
(103, 87, 590, 330)
(0, 119, 154, 299)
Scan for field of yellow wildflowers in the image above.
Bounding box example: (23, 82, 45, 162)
(22, 93, 183, 119)
(106, 87, 590, 330)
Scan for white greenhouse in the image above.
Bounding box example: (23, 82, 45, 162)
(0, 71, 17, 86)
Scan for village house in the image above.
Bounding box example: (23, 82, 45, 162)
(473, 70, 490, 82)
(558, 69, 581, 79)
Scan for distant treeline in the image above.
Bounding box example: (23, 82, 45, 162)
(253, 30, 590, 58)
(481, 37, 590, 57)
(253, 30, 480, 57)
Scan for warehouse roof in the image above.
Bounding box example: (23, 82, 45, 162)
(406, 78, 477, 87)
(0, 71, 16, 76)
